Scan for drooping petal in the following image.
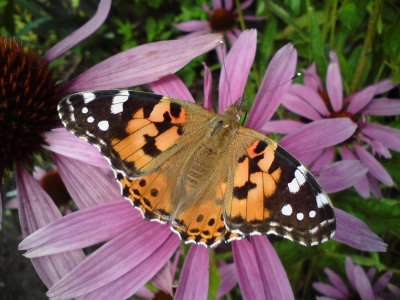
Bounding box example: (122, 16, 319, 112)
(65, 34, 222, 92)
(359, 136, 392, 159)
(281, 93, 323, 120)
(362, 122, 400, 139)
(310, 147, 335, 174)
(239, 0, 255, 11)
(213, 0, 222, 10)
(150, 263, 173, 296)
(292, 148, 325, 166)
(287, 84, 330, 117)
(243, 15, 265, 21)
(367, 267, 377, 282)
(202, 62, 213, 110)
(218, 29, 257, 112)
(279, 118, 356, 154)
(367, 173, 382, 199)
(312, 282, 347, 299)
(44, 0, 111, 62)
(202, 4, 211, 14)
(302, 63, 323, 92)
(362, 98, 400, 116)
(179, 29, 211, 39)
(354, 144, 393, 186)
(346, 86, 376, 114)
(175, 246, 209, 300)
(16, 164, 85, 288)
(247, 43, 297, 129)
(261, 120, 305, 135)
(174, 20, 210, 32)
(333, 209, 387, 252)
(324, 268, 350, 297)
(19, 200, 138, 256)
(251, 236, 295, 300)
(43, 128, 109, 168)
(232, 239, 266, 300)
(217, 264, 238, 298)
(326, 51, 343, 112)
(46, 222, 178, 299)
(354, 265, 375, 300)
(361, 124, 400, 153)
(225, 30, 239, 45)
(372, 271, 393, 293)
(368, 78, 397, 95)
(387, 283, 400, 297)
(316, 160, 368, 193)
(224, 0, 233, 10)
(79, 233, 179, 300)
(345, 257, 357, 292)
(149, 74, 195, 102)
(135, 286, 155, 299)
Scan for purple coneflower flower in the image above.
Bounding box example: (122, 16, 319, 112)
(1, 0, 222, 290)
(268, 52, 400, 199)
(313, 256, 400, 299)
(19, 29, 386, 300)
(174, 0, 261, 61)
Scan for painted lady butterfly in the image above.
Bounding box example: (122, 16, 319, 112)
(58, 89, 336, 248)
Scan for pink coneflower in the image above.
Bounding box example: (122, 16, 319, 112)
(174, 0, 261, 61)
(1, 0, 222, 290)
(20, 29, 386, 300)
(313, 256, 400, 299)
(267, 52, 400, 199)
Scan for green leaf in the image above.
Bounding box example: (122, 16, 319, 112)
(308, 6, 326, 80)
(145, 17, 157, 42)
(383, 14, 400, 62)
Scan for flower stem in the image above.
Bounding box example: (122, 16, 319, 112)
(234, 0, 246, 31)
(350, 0, 383, 93)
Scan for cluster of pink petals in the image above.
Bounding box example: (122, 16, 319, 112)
(313, 256, 400, 299)
(19, 29, 387, 300)
(174, 0, 261, 61)
(267, 51, 400, 199)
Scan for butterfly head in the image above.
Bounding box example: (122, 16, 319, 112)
(223, 98, 243, 123)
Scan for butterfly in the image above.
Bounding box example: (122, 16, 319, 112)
(58, 89, 336, 248)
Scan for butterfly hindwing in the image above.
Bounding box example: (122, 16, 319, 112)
(224, 128, 336, 246)
(58, 90, 214, 178)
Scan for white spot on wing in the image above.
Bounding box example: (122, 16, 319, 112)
(87, 116, 94, 123)
(111, 90, 130, 114)
(296, 212, 304, 221)
(82, 107, 88, 114)
(295, 169, 306, 186)
(98, 120, 109, 131)
(281, 204, 292, 216)
(316, 193, 329, 208)
(288, 177, 300, 193)
(309, 210, 316, 218)
(83, 92, 96, 103)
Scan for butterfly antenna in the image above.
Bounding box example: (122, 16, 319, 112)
(220, 41, 235, 105)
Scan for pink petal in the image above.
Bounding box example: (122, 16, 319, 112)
(202, 4, 211, 14)
(175, 246, 209, 300)
(261, 120, 305, 135)
(46, 223, 178, 299)
(333, 209, 387, 252)
(149, 74, 195, 102)
(135, 286, 155, 298)
(240, 0, 255, 11)
(53, 153, 121, 209)
(287, 84, 330, 117)
(247, 43, 297, 129)
(232, 239, 266, 300)
(20, 201, 139, 256)
(243, 15, 265, 21)
(359, 136, 392, 159)
(372, 271, 392, 293)
(317, 160, 368, 193)
(213, 0, 222, 10)
(251, 236, 295, 299)
(293, 148, 325, 166)
(202, 62, 213, 110)
(43, 128, 109, 168)
(224, 0, 233, 10)
(226, 29, 239, 45)
(174, 20, 210, 32)
(16, 164, 85, 288)
(354, 144, 393, 186)
(367, 173, 382, 199)
(65, 34, 222, 92)
(388, 283, 400, 297)
(218, 29, 257, 112)
(354, 265, 375, 300)
(312, 282, 347, 299)
(302, 63, 323, 92)
(346, 86, 376, 114)
(326, 51, 343, 112)
(178, 29, 210, 39)
(367, 267, 376, 282)
(217, 264, 238, 298)
(79, 233, 179, 300)
(281, 93, 323, 120)
(345, 257, 357, 292)
(324, 268, 350, 296)
(310, 147, 335, 174)
(362, 98, 400, 116)
(44, 0, 111, 62)
(150, 263, 173, 296)
(369, 78, 397, 95)
(279, 118, 356, 154)
(361, 124, 400, 152)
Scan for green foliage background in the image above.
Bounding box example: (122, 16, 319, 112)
(1, 0, 399, 299)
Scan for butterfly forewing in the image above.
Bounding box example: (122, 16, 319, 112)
(224, 128, 336, 246)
